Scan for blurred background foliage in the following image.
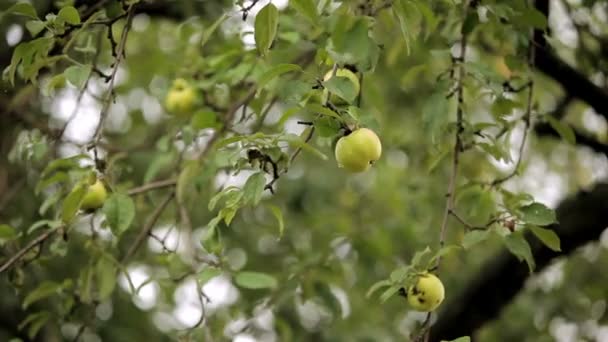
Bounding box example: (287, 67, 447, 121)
(1, 0, 608, 341)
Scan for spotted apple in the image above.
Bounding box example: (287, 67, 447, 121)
(335, 128, 381, 172)
(407, 272, 445, 312)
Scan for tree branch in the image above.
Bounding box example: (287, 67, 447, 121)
(0, 226, 62, 274)
(121, 192, 174, 263)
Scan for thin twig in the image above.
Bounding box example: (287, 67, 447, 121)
(127, 178, 177, 196)
(491, 69, 535, 185)
(122, 192, 175, 263)
(0, 226, 62, 274)
(71, 324, 86, 342)
(91, 5, 137, 148)
(57, 30, 105, 143)
(419, 1, 472, 341)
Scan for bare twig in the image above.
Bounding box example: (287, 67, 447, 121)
(91, 5, 137, 148)
(57, 30, 105, 144)
(241, 0, 261, 20)
(127, 178, 177, 196)
(418, 1, 472, 340)
(122, 192, 175, 263)
(491, 66, 535, 185)
(0, 226, 62, 274)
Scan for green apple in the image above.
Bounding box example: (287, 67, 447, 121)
(165, 78, 197, 116)
(322, 68, 360, 105)
(335, 128, 382, 172)
(80, 180, 108, 211)
(407, 272, 445, 312)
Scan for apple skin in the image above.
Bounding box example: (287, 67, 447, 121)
(407, 272, 445, 312)
(494, 56, 512, 79)
(322, 68, 360, 105)
(80, 180, 108, 211)
(165, 78, 197, 116)
(335, 128, 382, 172)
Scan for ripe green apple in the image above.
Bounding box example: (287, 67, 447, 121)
(335, 128, 382, 172)
(80, 180, 108, 211)
(322, 68, 360, 105)
(165, 78, 197, 116)
(407, 272, 445, 312)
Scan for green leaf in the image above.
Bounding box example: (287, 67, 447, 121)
(324, 76, 357, 103)
(304, 103, 342, 120)
(78, 265, 94, 304)
(27, 219, 61, 234)
(191, 110, 219, 130)
(200, 13, 228, 48)
(0, 224, 17, 242)
(379, 285, 401, 303)
(329, 16, 375, 68)
(96, 256, 117, 300)
(267, 204, 285, 238)
(18, 311, 50, 339)
(411, 246, 431, 268)
(423, 90, 449, 143)
(243, 172, 266, 206)
(234, 271, 278, 289)
(290, 0, 318, 24)
(176, 162, 200, 203)
(503, 232, 535, 273)
(546, 116, 576, 145)
(514, 8, 547, 29)
(281, 133, 328, 160)
(478, 142, 512, 163)
(220, 206, 238, 225)
(254, 3, 279, 56)
(257, 63, 303, 92)
(22, 281, 64, 309)
(529, 226, 561, 252)
(390, 265, 411, 283)
(57, 6, 80, 25)
(201, 222, 222, 254)
(25, 20, 46, 36)
(199, 267, 222, 284)
(5, 2, 38, 19)
(519, 202, 557, 226)
(391, 0, 414, 54)
(314, 116, 341, 137)
(102, 193, 135, 235)
(208, 187, 240, 211)
(7, 37, 54, 85)
(61, 183, 87, 224)
(462, 11, 479, 35)
(429, 245, 461, 266)
(64, 65, 91, 89)
(143, 153, 174, 183)
(40, 154, 89, 179)
(366, 279, 392, 298)
(462, 230, 491, 249)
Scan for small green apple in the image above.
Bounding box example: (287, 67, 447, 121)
(407, 272, 445, 312)
(80, 180, 108, 211)
(165, 78, 197, 116)
(335, 128, 382, 172)
(322, 68, 360, 105)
